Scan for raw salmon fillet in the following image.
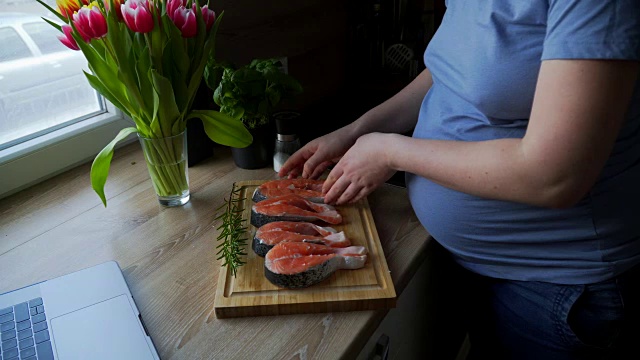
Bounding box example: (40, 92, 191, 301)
(264, 242, 368, 288)
(252, 179, 325, 203)
(250, 194, 342, 228)
(253, 221, 350, 257)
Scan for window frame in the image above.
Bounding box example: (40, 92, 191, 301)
(0, 102, 136, 199)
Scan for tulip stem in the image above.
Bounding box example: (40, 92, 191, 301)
(101, 38, 117, 62)
(140, 134, 188, 198)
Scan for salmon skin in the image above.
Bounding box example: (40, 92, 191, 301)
(252, 179, 325, 203)
(250, 194, 342, 228)
(264, 242, 368, 288)
(252, 221, 350, 257)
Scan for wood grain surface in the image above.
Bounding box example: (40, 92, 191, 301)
(0, 143, 431, 360)
(214, 181, 396, 318)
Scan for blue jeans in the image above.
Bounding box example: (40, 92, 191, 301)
(442, 250, 640, 359)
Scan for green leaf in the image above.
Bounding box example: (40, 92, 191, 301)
(187, 110, 252, 148)
(266, 87, 281, 107)
(35, 0, 67, 23)
(149, 72, 161, 138)
(165, 20, 189, 111)
(184, 12, 224, 112)
(221, 105, 244, 120)
(212, 83, 224, 106)
(105, 19, 148, 118)
(83, 71, 136, 122)
(90, 127, 139, 207)
(264, 68, 304, 94)
(151, 70, 182, 137)
(188, 4, 207, 79)
(204, 53, 303, 131)
(204, 60, 225, 90)
(41, 17, 62, 32)
(76, 38, 138, 119)
(257, 100, 269, 115)
(135, 45, 154, 117)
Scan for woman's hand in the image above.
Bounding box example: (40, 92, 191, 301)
(278, 127, 357, 180)
(278, 68, 433, 182)
(322, 133, 398, 205)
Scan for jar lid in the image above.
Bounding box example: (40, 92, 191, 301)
(274, 111, 300, 135)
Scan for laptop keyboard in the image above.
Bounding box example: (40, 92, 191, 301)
(0, 298, 54, 360)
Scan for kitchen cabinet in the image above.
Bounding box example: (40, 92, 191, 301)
(356, 240, 469, 360)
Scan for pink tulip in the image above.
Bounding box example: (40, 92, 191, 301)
(167, 0, 199, 38)
(166, 0, 185, 19)
(72, 5, 108, 40)
(58, 25, 82, 50)
(121, 0, 155, 33)
(168, 5, 197, 38)
(200, 5, 215, 31)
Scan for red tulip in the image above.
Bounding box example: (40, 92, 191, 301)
(56, 0, 90, 20)
(121, 0, 154, 33)
(72, 5, 108, 41)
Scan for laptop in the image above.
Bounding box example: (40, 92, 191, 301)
(0, 261, 160, 360)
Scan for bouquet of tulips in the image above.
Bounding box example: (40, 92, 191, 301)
(36, 0, 252, 206)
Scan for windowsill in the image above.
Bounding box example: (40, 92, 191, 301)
(0, 103, 136, 200)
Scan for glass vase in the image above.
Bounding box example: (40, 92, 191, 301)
(138, 131, 190, 206)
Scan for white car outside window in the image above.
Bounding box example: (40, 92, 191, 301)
(0, 13, 104, 149)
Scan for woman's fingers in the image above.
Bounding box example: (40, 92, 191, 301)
(309, 161, 334, 180)
(324, 171, 350, 205)
(301, 151, 328, 179)
(278, 146, 314, 178)
(322, 167, 342, 195)
(351, 187, 371, 204)
(336, 183, 362, 205)
(278, 155, 303, 178)
(287, 168, 301, 179)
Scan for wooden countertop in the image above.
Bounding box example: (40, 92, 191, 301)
(0, 142, 431, 360)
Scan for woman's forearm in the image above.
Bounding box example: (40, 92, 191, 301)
(387, 136, 561, 206)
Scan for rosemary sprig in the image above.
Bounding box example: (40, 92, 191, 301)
(214, 184, 248, 277)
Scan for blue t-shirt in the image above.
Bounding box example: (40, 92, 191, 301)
(407, 0, 640, 284)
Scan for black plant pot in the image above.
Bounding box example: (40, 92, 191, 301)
(186, 119, 213, 167)
(231, 127, 274, 169)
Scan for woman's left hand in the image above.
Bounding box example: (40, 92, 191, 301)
(322, 133, 397, 205)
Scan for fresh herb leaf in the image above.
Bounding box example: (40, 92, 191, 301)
(204, 58, 303, 130)
(214, 184, 249, 276)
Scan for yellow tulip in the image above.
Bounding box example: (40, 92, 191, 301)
(56, 0, 90, 19)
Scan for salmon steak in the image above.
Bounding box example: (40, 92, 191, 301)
(264, 242, 368, 288)
(250, 194, 342, 228)
(252, 178, 325, 203)
(252, 221, 350, 257)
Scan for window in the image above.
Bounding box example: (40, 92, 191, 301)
(22, 22, 69, 55)
(0, 6, 133, 199)
(0, 14, 106, 149)
(0, 27, 31, 62)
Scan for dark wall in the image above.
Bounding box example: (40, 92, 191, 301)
(212, 0, 349, 113)
(203, 0, 444, 142)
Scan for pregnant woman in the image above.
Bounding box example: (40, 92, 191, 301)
(278, 1, 640, 359)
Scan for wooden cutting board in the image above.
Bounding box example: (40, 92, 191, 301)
(213, 180, 397, 318)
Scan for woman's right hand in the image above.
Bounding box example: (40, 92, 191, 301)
(278, 127, 357, 179)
